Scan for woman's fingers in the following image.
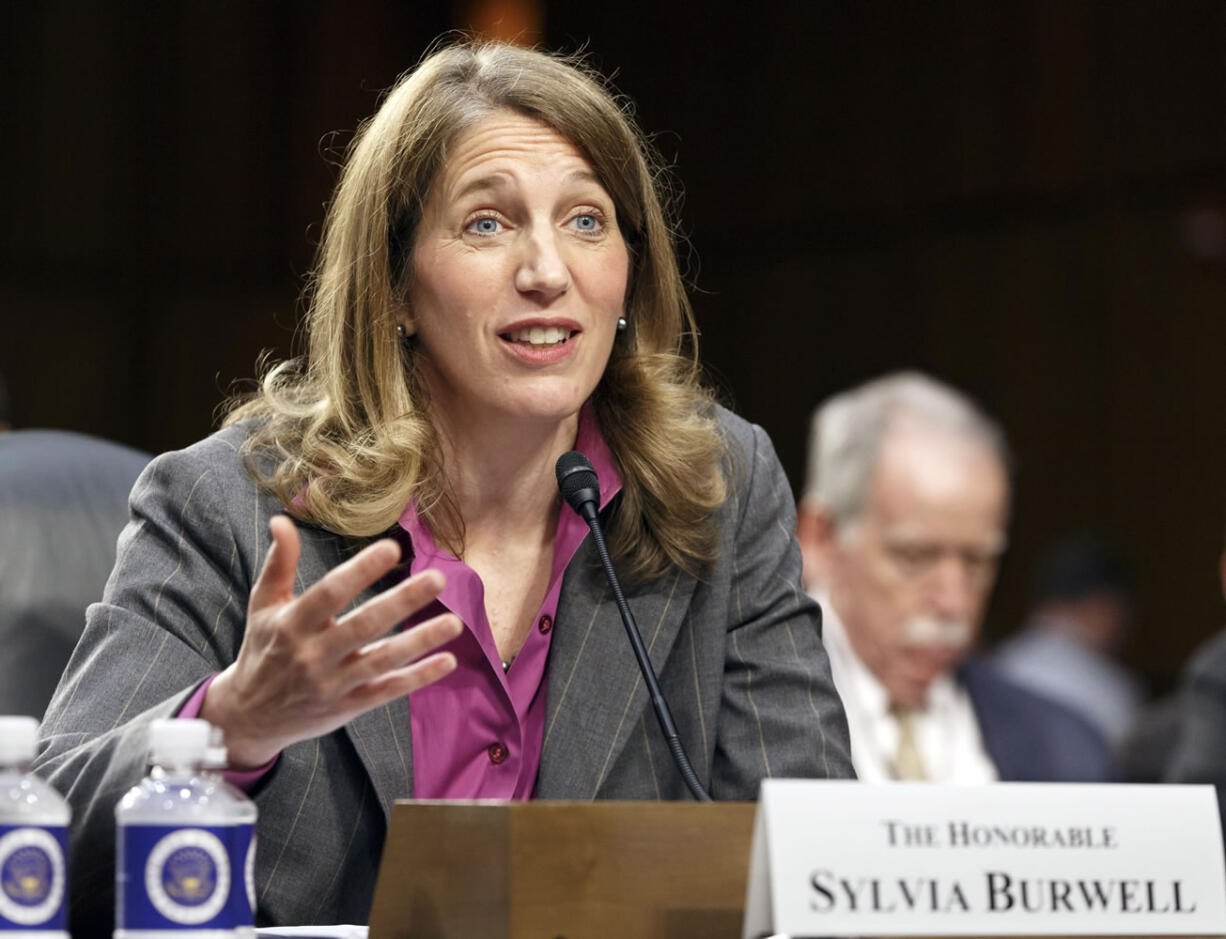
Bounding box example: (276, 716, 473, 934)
(215, 519, 462, 768)
(342, 651, 460, 713)
(289, 537, 403, 632)
(318, 568, 448, 662)
(336, 612, 463, 693)
(248, 515, 302, 611)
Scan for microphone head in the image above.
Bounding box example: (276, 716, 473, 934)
(555, 450, 601, 516)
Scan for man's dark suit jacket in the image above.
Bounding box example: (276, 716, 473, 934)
(1165, 629, 1226, 834)
(962, 660, 1116, 782)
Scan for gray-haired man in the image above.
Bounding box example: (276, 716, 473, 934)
(796, 371, 1113, 783)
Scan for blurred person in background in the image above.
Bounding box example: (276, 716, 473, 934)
(796, 371, 1114, 783)
(1164, 516, 1226, 834)
(993, 534, 1146, 747)
(0, 367, 151, 717)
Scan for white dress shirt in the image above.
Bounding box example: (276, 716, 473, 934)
(817, 596, 998, 784)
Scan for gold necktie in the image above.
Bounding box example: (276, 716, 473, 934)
(891, 703, 928, 781)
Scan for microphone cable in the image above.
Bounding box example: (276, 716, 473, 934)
(556, 451, 712, 802)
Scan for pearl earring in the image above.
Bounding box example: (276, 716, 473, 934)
(616, 316, 628, 332)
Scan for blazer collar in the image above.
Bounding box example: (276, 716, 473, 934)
(536, 535, 697, 798)
(336, 514, 698, 810)
(341, 527, 416, 818)
(344, 698, 414, 819)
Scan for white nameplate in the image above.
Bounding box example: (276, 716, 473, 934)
(743, 780, 1226, 937)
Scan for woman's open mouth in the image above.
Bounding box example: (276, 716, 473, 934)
(503, 325, 576, 348)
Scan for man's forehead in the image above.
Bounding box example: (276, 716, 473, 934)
(863, 427, 1009, 534)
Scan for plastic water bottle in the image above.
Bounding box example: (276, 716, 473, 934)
(0, 716, 71, 937)
(115, 719, 245, 937)
(201, 729, 256, 938)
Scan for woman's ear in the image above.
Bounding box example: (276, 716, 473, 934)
(392, 302, 417, 339)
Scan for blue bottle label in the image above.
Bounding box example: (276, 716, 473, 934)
(118, 825, 234, 929)
(0, 824, 68, 930)
(229, 825, 255, 926)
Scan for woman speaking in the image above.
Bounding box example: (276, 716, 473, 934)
(38, 40, 853, 929)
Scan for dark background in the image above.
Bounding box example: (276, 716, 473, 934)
(2, 1, 1223, 693)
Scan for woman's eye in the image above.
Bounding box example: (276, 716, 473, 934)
(467, 216, 502, 235)
(570, 213, 603, 233)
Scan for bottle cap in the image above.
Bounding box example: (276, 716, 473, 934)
(149, 719, 210, 767)
(0, 716, 39, 765)
(204, 725, 228, 771)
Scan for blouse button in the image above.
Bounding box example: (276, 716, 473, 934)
(487, 742, 508, 765)
(538, 614, 554, 634)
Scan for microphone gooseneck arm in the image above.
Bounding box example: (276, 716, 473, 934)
(556, 452, 712, 802)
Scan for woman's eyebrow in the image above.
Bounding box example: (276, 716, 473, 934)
(562, 169, 601, 187)
(450, 173, 513, 201)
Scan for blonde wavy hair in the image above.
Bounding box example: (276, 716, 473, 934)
(227, 39, 727, 580)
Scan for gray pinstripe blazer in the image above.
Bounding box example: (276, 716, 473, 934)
(36, 406, 852, 933)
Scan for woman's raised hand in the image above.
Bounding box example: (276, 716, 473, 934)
(201, 514, 462, 769)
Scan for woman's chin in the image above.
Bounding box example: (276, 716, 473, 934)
(490, 383, 597, 426)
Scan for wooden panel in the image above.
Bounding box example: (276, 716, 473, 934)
(369, 801, 754, 939)
(507, 801, 752, 937)
(372, 802, 512, 939)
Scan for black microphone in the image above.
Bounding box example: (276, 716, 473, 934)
(555, 451, 712, 802)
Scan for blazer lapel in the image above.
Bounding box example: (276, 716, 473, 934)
(312, 519, 695, 806)
(297, 523, 417, 819)
(537, 537, 697, 798)
(344, 697, 414, 819)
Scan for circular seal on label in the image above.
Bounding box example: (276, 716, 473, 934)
(0, 828, 65, 926)
(145, 829, 230, 925)
(245, 835, 257, 913)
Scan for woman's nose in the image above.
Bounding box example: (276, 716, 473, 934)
(514, 229, 570, 299)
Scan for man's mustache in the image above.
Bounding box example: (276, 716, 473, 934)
(902, 616, 971, 650)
